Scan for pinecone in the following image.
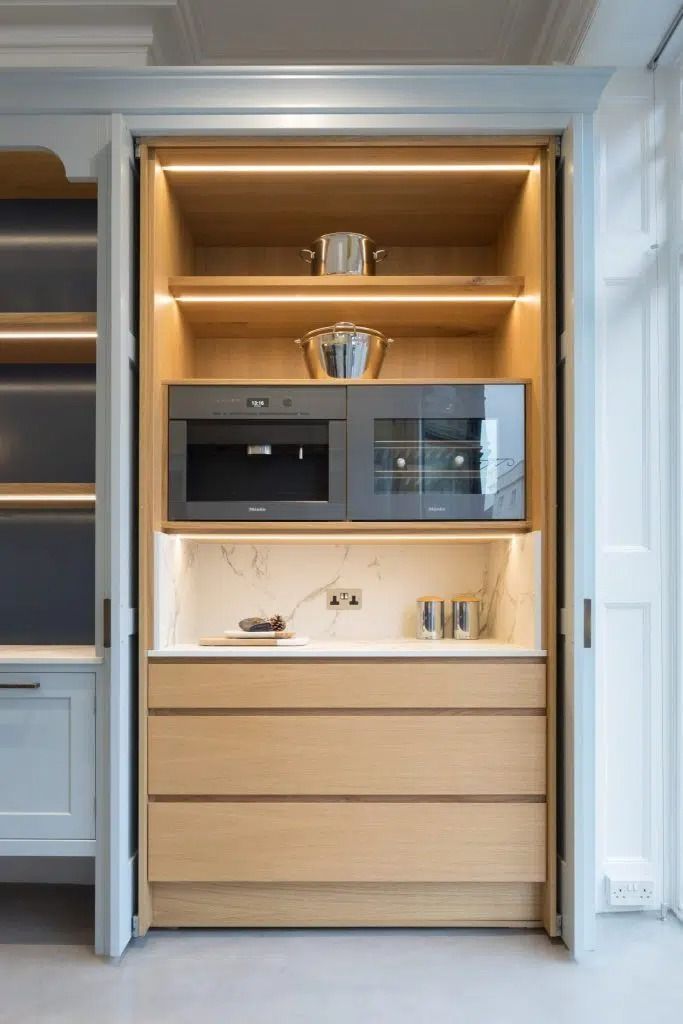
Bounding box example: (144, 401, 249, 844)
(268, 614, 287, 633)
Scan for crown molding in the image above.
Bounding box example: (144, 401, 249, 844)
(0, 64, 613, 120)
(0, 0, 609, 69)
(0, 27, 156, 67)
(0, 0, 189, 67)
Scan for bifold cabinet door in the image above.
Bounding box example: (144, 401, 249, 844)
(0, 672, 95, 840)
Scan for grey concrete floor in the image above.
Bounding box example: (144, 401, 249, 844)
(0, 891, 682, 1023)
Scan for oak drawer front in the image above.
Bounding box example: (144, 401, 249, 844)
(148, 660, 546, 710)
(148, 801, 546, 883)
(148, 714, 546, 796)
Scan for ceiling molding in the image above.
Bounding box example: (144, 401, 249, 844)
(0, 0, 609, 68)
(532, 0, 599, 64)
(0, 25, 155, 68)
(0, 0, 187, 67)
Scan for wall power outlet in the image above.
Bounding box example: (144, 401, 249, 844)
(327, 588, 362, 610)
(605, 878, 655, 908)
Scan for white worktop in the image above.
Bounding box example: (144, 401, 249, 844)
(0, 645, 103, 666)
(149, 639, 545, 659)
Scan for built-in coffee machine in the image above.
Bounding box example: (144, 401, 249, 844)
(168, 385, 347, 521)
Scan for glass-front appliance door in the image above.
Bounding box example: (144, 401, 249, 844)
(168, 386, 346, 521)
(347, 384, 526, 521)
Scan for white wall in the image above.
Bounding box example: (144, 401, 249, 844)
(594, 66, 681, 913)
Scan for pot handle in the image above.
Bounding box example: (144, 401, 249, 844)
(299, 248, 315, 263)
(373, 249, 388, 263)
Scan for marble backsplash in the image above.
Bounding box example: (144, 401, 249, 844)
(154, 532, 542, 649)
(485, 532, 542, 648)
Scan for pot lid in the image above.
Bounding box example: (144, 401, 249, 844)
(311, 232, 375, 242)
(298, 322, 389, 343)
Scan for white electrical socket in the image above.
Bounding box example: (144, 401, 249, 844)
(605, 878, 655, 908)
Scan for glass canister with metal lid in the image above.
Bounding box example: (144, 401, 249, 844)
(451, 597, 480, 640)
(416, 596, 445, 640)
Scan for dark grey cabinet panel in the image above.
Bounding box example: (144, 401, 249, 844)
(0, 511, 95, 644)
(0, 199, 97, 312)
(0, 365, 96, 483)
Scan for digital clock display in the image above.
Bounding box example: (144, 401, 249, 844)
(247, 398, 269, 409)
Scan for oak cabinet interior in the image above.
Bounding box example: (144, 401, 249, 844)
(139, 139, 556, 934)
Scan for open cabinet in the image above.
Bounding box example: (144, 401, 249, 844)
(138, 138, 558, 936)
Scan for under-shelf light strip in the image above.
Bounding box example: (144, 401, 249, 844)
(0, 331, 97, 339)
(163, 163, 535, 174)
(173, 532, 518, 543)
(175, 295, 518, 304)
(0, 494, 96, 503)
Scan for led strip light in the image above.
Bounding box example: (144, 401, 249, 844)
(171, 531, 519, 543)
(0, 494, 96, 503)
(0, 331, 97, 340)
(174, 294, 517, 304)
(163, 163, 535, 174)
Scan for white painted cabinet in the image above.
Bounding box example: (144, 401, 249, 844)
(0, 672, 95, 846)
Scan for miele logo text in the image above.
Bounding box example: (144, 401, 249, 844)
(248, 506, 267, 513)
(428, 506, 446, 512)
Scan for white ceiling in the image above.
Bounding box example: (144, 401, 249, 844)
(576, 0, 683, 67)
(0, 0, 678, 68)
(182, 0, 596, 65)
(0, 0, 600, 67)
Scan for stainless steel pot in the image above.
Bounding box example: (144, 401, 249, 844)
(296, 322, 392, 380)
(299, 233, 387, 276)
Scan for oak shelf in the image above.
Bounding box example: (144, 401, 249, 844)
(162, 376, 531, 386)
(169, 275, 523, 339)
(0, 312, 97, 363)
(161, 520, 530, 542)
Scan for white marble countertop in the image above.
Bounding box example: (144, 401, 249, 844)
(0, 645, 103, 665)
(149, 639, 546, 659)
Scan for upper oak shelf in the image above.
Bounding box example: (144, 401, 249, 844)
(168, 275, 524, 339)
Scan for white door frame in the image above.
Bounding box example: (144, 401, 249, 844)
(94, 114, 138, 958)
(560, 115, 598, 956)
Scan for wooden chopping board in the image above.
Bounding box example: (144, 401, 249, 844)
(199, 634, 310, 647)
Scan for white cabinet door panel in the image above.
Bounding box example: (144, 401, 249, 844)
(0, 673, 95, 840)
